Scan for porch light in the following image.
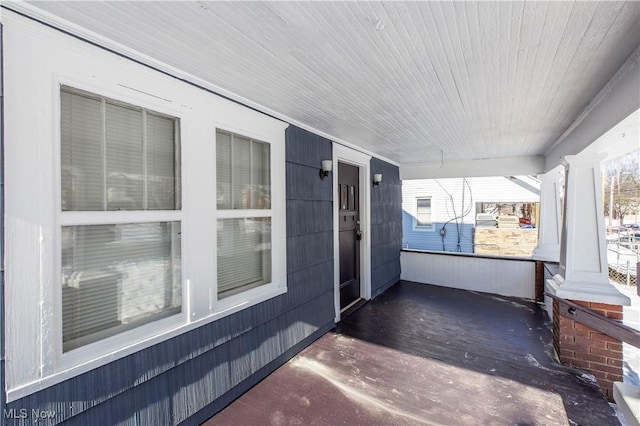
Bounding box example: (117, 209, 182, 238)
(373, 173, 382, 186)
(320, 160, 332, 180)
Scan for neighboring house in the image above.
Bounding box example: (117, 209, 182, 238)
(402, 176, 540, 253)
(1, 11, 401, 424)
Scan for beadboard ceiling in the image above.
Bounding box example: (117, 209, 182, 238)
(14, 1, 640, 167)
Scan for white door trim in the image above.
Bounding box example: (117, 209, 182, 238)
(333, 144, 371, 322)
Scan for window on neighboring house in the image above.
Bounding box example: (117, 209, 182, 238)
(60, 86, 182, 352)
(216, 130, 272, 299)
(415, 197, 432, 229)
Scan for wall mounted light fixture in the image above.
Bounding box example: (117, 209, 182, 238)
(373, 173, 383, 186)
(320, 160, 333, 180)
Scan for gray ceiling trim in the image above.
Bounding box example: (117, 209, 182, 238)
(543, 45, 640, 158)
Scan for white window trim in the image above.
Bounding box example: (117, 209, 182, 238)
(209, 126, 287, 316)
(413, 196, 435, 232)
(4, 13, 287, 402)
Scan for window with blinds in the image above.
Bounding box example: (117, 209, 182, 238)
(61, 88, 180, 211)
(416, 197, 432, 228)
(216, 130, 272, 299)
(60, 86, 181, 352)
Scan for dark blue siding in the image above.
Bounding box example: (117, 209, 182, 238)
(370, 158, 402, 298)
(2, 126, 335, 425)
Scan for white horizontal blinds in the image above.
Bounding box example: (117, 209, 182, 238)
(147, 113, 178, 210)
(106, 103, 144, 210)
(216, 130, 271, 210)
(251, 140, 271, 209)
(60, 90, 104, 211)
(232, 135, 252, 209)
(216, 129, 272, 298)
(216, 131, 232, 209)
(217, 218, 271, 299)
(60, 86, 179, 211)
(416, 198, 432, 226)
(59, 86, 181, 352)
(61, 222, 181, 352)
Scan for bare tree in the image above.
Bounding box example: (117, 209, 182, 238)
(604, 151, 640, 225)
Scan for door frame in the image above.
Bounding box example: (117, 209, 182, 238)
(333, 144, 371, 322)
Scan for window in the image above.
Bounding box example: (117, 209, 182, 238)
(60, 87, 182, 351)
(6, 25, 289, 400)
(216, 130, 272, 299)
(415, 197, 432, 229)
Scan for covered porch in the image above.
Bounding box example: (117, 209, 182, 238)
(1, 2, 639, 425)
(206, 281, 619, 425)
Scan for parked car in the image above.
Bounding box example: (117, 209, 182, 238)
(617, 226, 640, 242)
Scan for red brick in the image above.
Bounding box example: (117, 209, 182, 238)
(560, 325, 591, 338)
(599, 380, 614, 398)
(564, 358, 591, 370)
(560, 349, 575, 359)
(605, 312, 623, 320)
(590, 347, 621, 358)
(573, 328, 591, 338)
(590, 308, 608, 317)
(607, 342, 623, 352)
(599, 378, 614, 386)
(590, 302, 621, 311)
(606, 373, 623, 382)
(583, 353, 607, 364)
(560, 334, 575, 343)
(572, 300, 590, 308)
(559, 324, 574, 333)
(559, 342, 590, 354)
(575, 336, 606, 349)
(588, 369, 607, 380)
(559, 318, 575, 327)
(607, 358, 623, 368)
(575, 322, 592, 331)
(590, 363, 622, 375)
(589, 332, 620, 343)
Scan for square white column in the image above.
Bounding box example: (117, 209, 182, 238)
(533, 166, 563, 262)
(546, 154, 630, 306)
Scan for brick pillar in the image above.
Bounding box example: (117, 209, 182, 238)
(553, 299, 623, 400)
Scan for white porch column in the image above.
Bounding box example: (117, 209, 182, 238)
(546, 154, 630, 306)
(533, 166, 563, 262)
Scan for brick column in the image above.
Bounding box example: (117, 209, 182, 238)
(553, 299, 623, 400)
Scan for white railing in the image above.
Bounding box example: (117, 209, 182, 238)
(400, 250, 536, 299)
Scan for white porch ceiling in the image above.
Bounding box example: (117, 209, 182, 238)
(13, 1, 640, 169)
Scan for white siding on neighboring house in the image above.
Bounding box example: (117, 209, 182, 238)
(402, 176, 540, 252)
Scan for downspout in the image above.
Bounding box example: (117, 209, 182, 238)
(0, 21, 6, 414)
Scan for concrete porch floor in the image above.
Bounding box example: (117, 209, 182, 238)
(204, 281, 619, 425)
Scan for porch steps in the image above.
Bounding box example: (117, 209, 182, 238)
(614, 382, 640, 426)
